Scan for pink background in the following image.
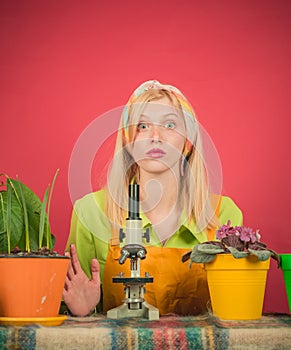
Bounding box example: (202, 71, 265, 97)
(1, 0, 290, 313)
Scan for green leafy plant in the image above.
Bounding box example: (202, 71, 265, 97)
(183, 220, 280, 266)
(0, 170, 59, 254)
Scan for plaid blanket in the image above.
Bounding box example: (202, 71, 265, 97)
(1, 313, 290, 349)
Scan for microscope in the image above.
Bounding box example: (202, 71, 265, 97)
(107, 183, 159, 320)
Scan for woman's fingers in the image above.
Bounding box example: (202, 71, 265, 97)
(63, 275, 71, 291)
(62, 247, 101, 316)
(90, 258, 100, 284)
(65, 250, 76, 281)
(70, 244, 82, 274)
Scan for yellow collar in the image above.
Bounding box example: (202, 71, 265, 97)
(139, 210, 208, 244)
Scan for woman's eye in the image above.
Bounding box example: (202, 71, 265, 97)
(165, 122, 175, 129)
(137, 122, 149, 130)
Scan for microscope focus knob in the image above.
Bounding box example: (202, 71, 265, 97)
(119, 249, 130, 264)
(137, 249, 146, 260)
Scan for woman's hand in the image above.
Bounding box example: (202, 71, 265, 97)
(63, 244, 101, 316)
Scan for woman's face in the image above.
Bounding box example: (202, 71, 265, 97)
(131, 96, 187, 175)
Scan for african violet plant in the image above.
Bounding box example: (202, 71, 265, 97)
(187, 220, 280, 266)
(0, 170, 59, 254)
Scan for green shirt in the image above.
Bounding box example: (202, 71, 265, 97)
(66, 190, 243, 283)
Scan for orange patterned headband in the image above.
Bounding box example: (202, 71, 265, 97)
(121, 80, 197, 157)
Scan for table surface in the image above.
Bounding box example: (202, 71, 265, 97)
(0, 313, 290, 350)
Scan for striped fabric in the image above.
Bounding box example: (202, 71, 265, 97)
(0, 314, 290, 349)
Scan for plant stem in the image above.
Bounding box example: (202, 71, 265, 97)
(18, 180, 30, 252)
(0, 189, 11, 254)
(46, 169, 59, 250)
(6, 185, 11, 254)
(39, 187, 49, 249)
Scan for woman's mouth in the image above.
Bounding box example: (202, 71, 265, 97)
(146, 148, 166, 158)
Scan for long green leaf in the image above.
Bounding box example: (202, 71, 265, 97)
(6, 185, 12, 254)
(7, 176, 22, 208)
(0, 189, 24, 253)
(0, 192, 6, 232)
(17, 180, 30, 252)
(46, 169, 59, 249)
(0, 174, 58, 253)
(9, 178, 43, 251)
(39, 187, 49, 248)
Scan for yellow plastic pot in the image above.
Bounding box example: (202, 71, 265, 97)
(205, 254, 270, 320)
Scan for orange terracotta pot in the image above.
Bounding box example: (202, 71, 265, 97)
(0, 256, 69, 318)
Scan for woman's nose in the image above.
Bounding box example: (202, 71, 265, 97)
(150, 124, 162, 142)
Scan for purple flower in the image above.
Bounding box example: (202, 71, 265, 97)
(239, 227, 261, 243)
(216, 220, 235, 239)
(240, 227, 252, 242)
(188, 220, 280, 266)
(216, 221, 261, 244)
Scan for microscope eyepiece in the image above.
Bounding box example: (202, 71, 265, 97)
(128, 183, 140, 220)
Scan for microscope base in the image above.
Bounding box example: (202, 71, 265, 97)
(107, 301, 159, 320)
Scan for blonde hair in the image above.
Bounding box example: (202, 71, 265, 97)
(105, 87, 218, 240)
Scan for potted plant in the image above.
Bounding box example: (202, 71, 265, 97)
(0, 170, 70, 326)
(183, 220, 280, 320)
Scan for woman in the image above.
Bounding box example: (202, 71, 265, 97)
(63, 80, 242, 316)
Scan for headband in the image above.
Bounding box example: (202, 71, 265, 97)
(121, 80, 197, 157)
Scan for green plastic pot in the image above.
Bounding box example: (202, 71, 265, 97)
(280, 254, 291, 313)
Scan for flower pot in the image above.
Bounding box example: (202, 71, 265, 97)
(280, 254, 291, 313)
(0, 256, 69, 318)
(205, 254, 270, 320)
